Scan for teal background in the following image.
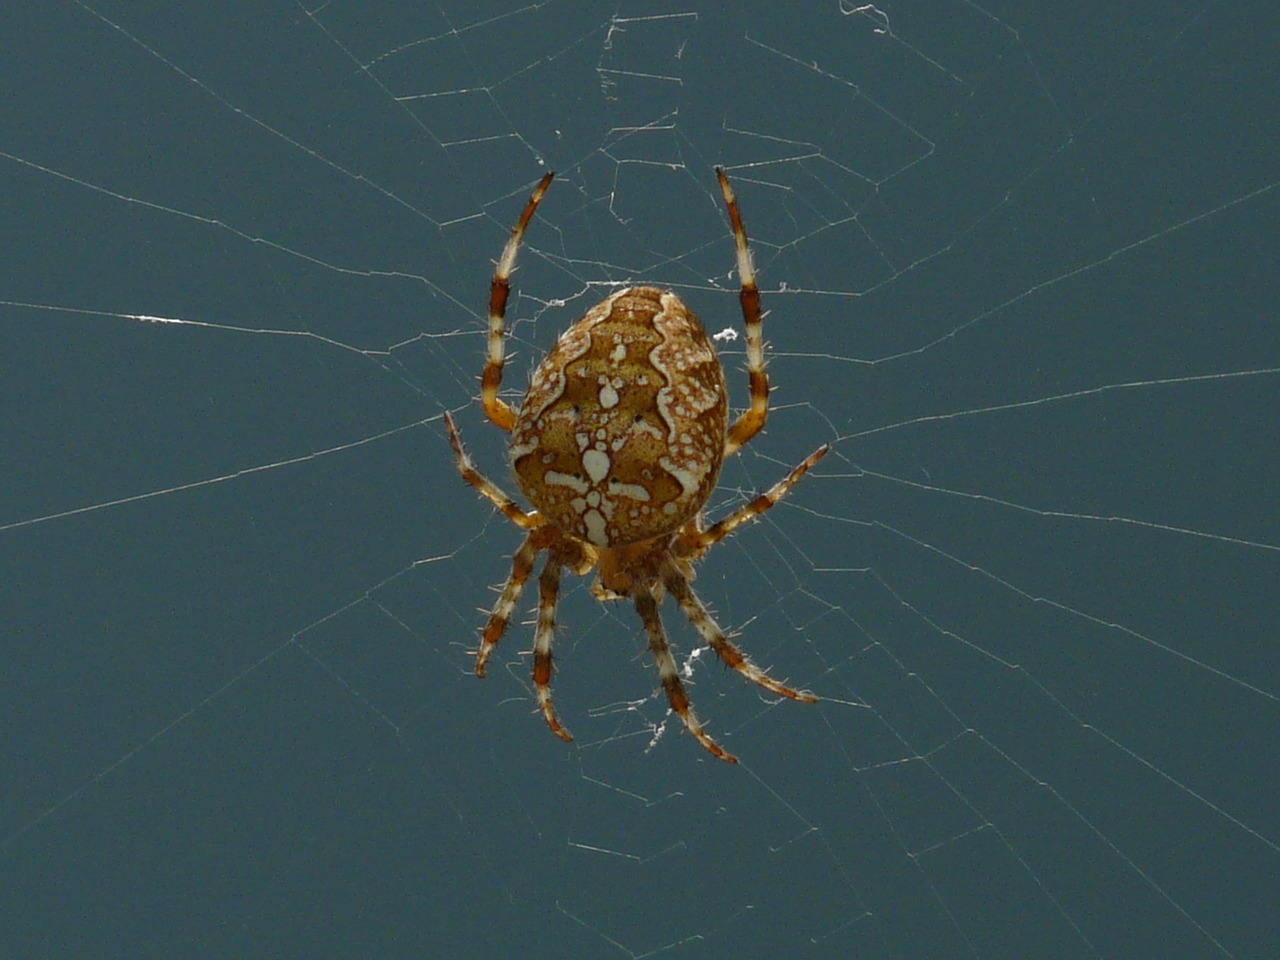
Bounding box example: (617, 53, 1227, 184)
(2, 2, 1277, 957)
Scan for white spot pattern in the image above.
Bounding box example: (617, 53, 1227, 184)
(509, 286, 727, 546)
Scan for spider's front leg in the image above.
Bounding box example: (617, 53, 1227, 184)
(635, 589, 736, 763)
(474, 529, 541, 677)
(663, 566, 816, 703)
(532, 557, 573, 742)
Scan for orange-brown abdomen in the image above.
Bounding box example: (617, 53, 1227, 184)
(509, 287, 728, 547)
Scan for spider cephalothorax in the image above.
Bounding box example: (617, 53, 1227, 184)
(444, 168, 827, 762)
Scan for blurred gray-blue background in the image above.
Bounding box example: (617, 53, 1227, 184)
(2, 2, 1277, 957)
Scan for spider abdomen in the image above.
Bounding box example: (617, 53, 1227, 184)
(509, 286, 728, 548)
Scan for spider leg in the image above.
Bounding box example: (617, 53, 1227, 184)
(532, 556, 573, 742)
(444, 411, 542, 530)
(635, 591, 737, 763)
(483, 171, 555, 432)
(663, 566, 817, 703)
(679, 443, 829, 555)
(715, 166, 768, 458)
(475, 528, 544, 677)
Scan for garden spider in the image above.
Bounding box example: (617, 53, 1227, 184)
(444, 168, 827, 762)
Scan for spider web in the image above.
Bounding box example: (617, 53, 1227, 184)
(3, 2, 1278, 957)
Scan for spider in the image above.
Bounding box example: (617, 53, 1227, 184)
(444, 167, 828, 762)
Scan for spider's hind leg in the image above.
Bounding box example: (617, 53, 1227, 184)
(716, 166, 768, 458)
(443, 411, 543, 531)
(678, 443, 829, 557)
(483, 172, 554, 431)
